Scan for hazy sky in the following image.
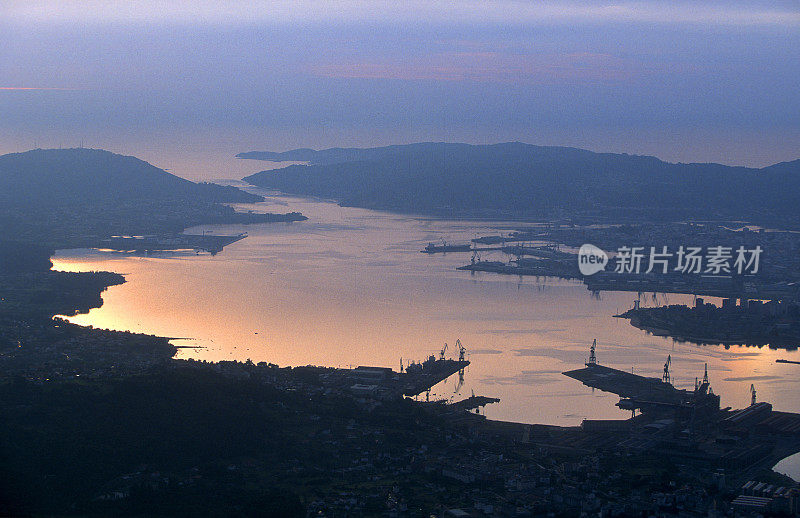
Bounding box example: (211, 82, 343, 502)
(2, 1, 798, 178)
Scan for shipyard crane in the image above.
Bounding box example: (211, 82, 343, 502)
(455, 339, 467, 361)
(440, 342, 449, 360)
(663, 355, 672, 384)
(751, 384, 757, 406)
(587, 339, 597, 366)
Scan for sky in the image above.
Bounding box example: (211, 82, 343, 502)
(1, 0, 799, 179)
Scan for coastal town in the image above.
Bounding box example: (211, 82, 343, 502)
(3, 210, 800, 515)
(4, 1, 800, 515)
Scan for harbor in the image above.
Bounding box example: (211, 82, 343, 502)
(325, 354, 470, 400)
(430, 222, 800, 303)
(557, 341, 800, 488)
(55, 193, 800, 427)
(191, 339, 800, 514)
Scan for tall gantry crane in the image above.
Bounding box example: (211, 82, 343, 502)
(587, 339, 597, 366)
(455, 339, 467, 361)
(663, 355, 672, 384)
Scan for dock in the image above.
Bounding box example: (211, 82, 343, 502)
(326, 353, 470, 400)
(563, 355, 720, 416)
(402, 358, 470, 396)
(563, 363, 680, 402)
(449, 395, 500, 412)
(457, 260, 578, 279)
(554, 342, 800, 485)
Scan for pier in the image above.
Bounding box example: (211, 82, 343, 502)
(401, 357, 470, 396)
(448, 394, 500, 412)
(564, 361, 721, 416)
(553, 341, 800, 486)
(324, 352, 470, 400)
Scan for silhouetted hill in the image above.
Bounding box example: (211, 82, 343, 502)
(242, 142, 800, 224)
(0, 148, 262, 206)
(0, 148, 304, 248)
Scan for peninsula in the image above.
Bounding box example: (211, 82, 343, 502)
(241, 142, 800, 228)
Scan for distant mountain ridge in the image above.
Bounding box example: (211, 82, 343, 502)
(0, 148, 294, 248)
(242, 142, 800, 224)
(0, 148, 262, 206)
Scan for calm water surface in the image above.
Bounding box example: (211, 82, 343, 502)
(52, 189, 800, 481)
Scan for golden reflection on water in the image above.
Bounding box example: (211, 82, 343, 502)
(52, 193, 800, 426)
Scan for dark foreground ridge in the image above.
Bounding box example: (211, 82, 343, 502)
(241, 142, 800, 227)
(3, 336, 800, 516)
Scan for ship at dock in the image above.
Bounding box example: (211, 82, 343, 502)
(328, 340, 471, 400)
(401, 354, 469, 396)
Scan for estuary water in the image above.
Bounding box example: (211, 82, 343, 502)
(53, 189, 800, 426)
(51, 185, 800, 478)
